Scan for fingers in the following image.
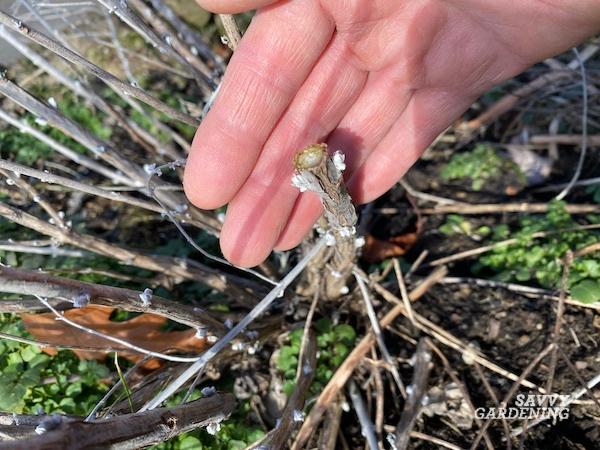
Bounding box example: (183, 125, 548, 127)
(274, 67, 415, 250)
(275, 87, 477, 251)
(347, 88, 477, 203)
(196, 0, 278, 14)
(218, 36, 368, 266)
(184, 0, 333, 210)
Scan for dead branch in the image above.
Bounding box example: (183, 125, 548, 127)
(128, 0, 213, 81)
(0, 108, 127, 184)
(419, 202, 600, 215)
(141, 238, 327, 412)
(218, 14, 241, 51)
(150, 0, 222, 69)
(292, 267, 446, 450)
(394, 339, 432, 450)
(0, 9, 200, 127)
(0, 393, 235, 449)
(0, 266, 225, 334)
(0, 201, 247, 300)
(0, 76, 144, 183)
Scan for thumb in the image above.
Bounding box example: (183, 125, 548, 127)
(196, 0, 280, 14)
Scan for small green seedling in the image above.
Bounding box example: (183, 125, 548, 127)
(277, 318, 356, 397)
(476, 201, 600, 303)
(441, 144, 524, 191)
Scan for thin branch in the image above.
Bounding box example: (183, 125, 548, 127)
(348, 380, 379, 450)
(0, 201, 246, 300)
(426, 223, 600, 267)
(470, 344, 555, 449)
(545, 252, 572, 394)
(263, 331, 317, 450)
(0, 9, 200, 126)
(0, 393, 235, 449)
(149, 0, 222, 69)
(0, 265, 226, 333)
(218, 14, 240, 51)
(0, 108, 129, 185)
(0, 76, 144, 183)
(354, 270, 406, 397)
(419, 202, 600, 215)
(394, 339, 432, 450)
(140, 237, 327, 411)
(0, 158, 165, 214)
(556, 47, 589, 200)
(292, 267, 446, 450)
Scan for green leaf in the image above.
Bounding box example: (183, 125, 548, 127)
(179, 436, 203, 450)
(571, 279, 600, 304)
(333, 324, 356, 344)
(20, 345, 41, 362)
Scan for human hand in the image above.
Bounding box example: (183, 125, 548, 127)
(184, 0, 600, 267)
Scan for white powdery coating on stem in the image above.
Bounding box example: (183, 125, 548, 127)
(291, 173, 311, 192)
(338, 226, 356, 237)
(73, 292, 90, 308)
(324, 232, 336, 246)
(206, 421, 221, 435)
(139, 288, 153, 306)
(201, 386, 216, 397)
(293, 409, 305, 422)
(332, 150, 346, 172)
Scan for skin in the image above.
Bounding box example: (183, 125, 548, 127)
(184, 0, 600, 267)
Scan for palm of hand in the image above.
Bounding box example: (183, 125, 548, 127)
(184, 0, 598, 266)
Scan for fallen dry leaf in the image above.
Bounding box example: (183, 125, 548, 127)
(21, 305, 206, 369)
(362, 232, 418, 263)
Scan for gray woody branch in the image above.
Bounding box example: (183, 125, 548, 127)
(0, 266, 226, 335)
(0, 393, 234, 449)
(0, 9, 200, 127)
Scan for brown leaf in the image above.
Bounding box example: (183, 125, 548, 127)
(21, 305, 206, 369)
(362, 232, 418, 263)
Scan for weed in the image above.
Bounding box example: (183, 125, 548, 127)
(475, 201, 600, 303)
(439, 214, 491, 240)
(441, 144, 524, 191)
(0, 314, 110, 414)
(278, 318, 356, 396)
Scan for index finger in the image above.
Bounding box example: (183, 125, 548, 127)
(184, 0, 334, 209)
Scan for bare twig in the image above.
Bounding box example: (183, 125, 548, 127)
(141, 237, 327, 411)
(36, 296, 200, 363)
(0, 108, 128, 184)
(0, 266, 226, 333)
(354, 270, 406, 397)
(149, 0, 221, 69)
(292, 267, 446, 450)
(420, 202, 600, 215)
(218, 14, 241, 51)
(0, 201, 245, 299)
(546, 252, 572, 394)
(556, 48, 588, 200)
(0, 393, 235, 449)
(426, 224, 600, 267)
(348, 380, 379, 450)
(0, 159, 164, 214)
(0, 9, 200, 126)
(470, 344, 555, 449)
(394, 339, 432, 450)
